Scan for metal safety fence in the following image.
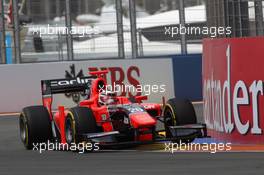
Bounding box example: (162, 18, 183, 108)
(0, 0, 263, 64)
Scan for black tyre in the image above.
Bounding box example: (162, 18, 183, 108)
(19, 106, 52, 149)
(163, 98, 197, 141)
(65, 107, 98, 144)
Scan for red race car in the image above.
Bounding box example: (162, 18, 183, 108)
(19, 70, 207, 151)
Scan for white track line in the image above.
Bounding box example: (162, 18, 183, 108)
(0, 112, 20, 116)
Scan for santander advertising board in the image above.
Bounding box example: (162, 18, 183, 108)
(203, 37, 264, 143)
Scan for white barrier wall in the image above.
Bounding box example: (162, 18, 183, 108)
(0, 59, 174, 113)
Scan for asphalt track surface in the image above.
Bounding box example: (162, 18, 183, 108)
(1, 115, 264, 175)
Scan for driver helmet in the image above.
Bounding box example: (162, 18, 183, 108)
(99, 91, 116, 105)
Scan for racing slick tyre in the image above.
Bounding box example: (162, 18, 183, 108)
(19, 106, 52, 150)
(163, 98, 197, 142)
(65, 107, 98, 145)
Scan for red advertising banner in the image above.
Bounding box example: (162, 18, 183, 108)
(203, 37, 264, 144)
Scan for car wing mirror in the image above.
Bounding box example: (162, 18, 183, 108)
(135, 95, 148, 103)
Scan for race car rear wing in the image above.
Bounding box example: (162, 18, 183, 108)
(41, 76, 96, 119)
(41, 76, 95, 96)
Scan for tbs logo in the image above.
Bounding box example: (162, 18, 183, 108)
(62, 64, 141, 103)
(64, 64, 86, 103)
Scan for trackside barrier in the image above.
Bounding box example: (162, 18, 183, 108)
(203, 37, 264, 144)
(172, 54, 202, 101)
(0, 58, 174, 113)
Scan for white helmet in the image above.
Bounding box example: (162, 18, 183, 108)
(99, 91, 116, 105)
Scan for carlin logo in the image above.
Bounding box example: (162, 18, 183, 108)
(65, 64, 86, 103)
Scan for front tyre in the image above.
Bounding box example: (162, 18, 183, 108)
(163, 98, 197, 142)
(65, 107, 98, 145)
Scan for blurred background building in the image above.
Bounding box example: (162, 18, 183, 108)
(0, 0, 263, 64)
(206, 0, 264, 37)
(22, 0, 205, 23)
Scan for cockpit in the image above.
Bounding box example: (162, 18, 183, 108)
(98, 91, 118, 106)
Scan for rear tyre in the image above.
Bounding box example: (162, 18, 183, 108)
(65, 107, 98, 145)
(163, 98, 197, 142)
(19, 106, 52, 149)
